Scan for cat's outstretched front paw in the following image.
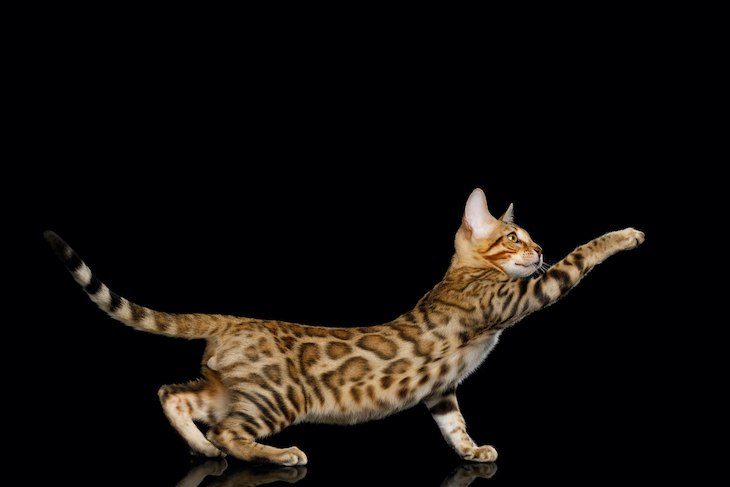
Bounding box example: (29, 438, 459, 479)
(607, 227, 645, 252)
(618, 227, 645, 250)
(460, 445, 498, 462)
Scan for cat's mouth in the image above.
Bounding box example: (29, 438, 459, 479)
(516, 255, 543, 269)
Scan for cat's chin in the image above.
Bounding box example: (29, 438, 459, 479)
(506, 261, 541, 279)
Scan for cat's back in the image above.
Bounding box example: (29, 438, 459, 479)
(208, 317, 365, 372)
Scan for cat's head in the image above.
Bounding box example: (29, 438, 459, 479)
(454, 188, 543, 278)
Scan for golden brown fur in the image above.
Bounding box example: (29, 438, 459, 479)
(45, 188, 644, 465)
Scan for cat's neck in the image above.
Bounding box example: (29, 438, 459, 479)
(410, 261, 508, 324)
(444, 255, 510, 282)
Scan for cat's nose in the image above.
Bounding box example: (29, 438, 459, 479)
(534, 246, 542, 256)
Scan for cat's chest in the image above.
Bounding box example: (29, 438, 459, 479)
(419, 330, 503, 395)
(448, 330, 503, 384)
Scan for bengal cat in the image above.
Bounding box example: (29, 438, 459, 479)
(44, 188, 644, 466)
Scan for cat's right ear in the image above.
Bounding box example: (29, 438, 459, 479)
(499, 203, 514, 223)
(464, 188, 498, 239)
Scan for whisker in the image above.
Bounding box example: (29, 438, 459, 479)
(529, 258, 555, 279)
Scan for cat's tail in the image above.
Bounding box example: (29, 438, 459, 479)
(44, 231, 232, 339)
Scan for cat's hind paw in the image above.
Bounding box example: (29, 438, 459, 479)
(190, 441, 227, 458)
(460, 445, 498, 462)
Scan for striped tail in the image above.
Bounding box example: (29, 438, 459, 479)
(44, 231, 231, 339)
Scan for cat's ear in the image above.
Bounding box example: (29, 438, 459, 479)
(499, 203, 514, 223)
(464, 188, 498, 239)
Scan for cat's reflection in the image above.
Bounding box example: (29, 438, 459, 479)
(175, 459, 306, 487)
(175, 459, 496, 487)
(440, 463, 497, 487)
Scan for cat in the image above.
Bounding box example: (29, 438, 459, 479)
(44, 188, 644, 466)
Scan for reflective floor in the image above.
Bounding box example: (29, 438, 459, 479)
(173, 459, 497, 487)
(32, 370, 669, 486)
(39, 427, 666, 487)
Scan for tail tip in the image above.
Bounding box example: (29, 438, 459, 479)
(44, 230, 65, 251)
(44, 231, 74, 264)
(43, 230, 59, 243)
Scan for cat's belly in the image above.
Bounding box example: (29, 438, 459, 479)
(299, 331, 503, 426)
(300, 394, 425, 426)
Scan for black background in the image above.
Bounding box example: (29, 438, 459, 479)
(13, 11, 696, 486)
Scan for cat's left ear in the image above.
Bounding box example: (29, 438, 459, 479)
(499, 203, 514, 223)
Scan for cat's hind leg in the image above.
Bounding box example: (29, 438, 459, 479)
(158, 368, 230, 457)
(206, 415, 308, 466)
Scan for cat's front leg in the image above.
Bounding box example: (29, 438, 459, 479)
(524, 227, 645, 312)
(554, 227, 645, 280)
(583, 227, 645, 264)
(423, 390, 497, 463)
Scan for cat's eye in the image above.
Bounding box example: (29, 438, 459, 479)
(507, 233, 519, 243)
